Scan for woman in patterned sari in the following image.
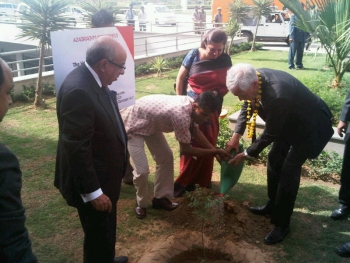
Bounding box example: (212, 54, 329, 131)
(174, 28, 232, 197)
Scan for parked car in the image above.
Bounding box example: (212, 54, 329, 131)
(240, 10, 290, 45)
(14, 2, 30, 23)
(0, 2, 17, 21)
(144, 4, 177, 26)
(62, 6, 87, 26)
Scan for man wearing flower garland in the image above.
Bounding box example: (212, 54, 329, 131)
(225, 63, 333, 245)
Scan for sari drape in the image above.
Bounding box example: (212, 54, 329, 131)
(175, 53, 232, 193)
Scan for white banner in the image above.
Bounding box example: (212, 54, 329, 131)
(51, 26, 135, 109)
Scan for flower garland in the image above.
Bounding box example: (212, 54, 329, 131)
(246, 71, 262, 138)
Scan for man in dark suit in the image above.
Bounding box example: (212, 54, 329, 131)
(331, 90, 350, 257)
(225, 63, 333, 245)
(89, 9, 134, 185)
(55, 36, 128, 263)
(0, 58, 38, 262)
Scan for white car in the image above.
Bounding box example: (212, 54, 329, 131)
(144, 4, 177, 26)
(240, 10, 290, 45)
(62, 6, 87, 26)
(0, 2, 17, 21)
(14, 2, 30, 23)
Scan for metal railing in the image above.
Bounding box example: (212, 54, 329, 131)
(0, 27, 208, 77)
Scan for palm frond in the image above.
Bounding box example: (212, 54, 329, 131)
(79, 0, 120, 26)
(17, 0, 71, 45)
(228, 0, 251, 24)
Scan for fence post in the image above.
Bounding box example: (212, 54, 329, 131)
(176, 35, 179, 51)
(145, 38, 148, 56)
(15, 53, 24, 77)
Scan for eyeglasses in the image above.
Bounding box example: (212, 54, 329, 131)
(106, 59, 126, 70)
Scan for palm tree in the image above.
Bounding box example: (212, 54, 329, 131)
(228, 0, 251, 24)
(225, 19, 240, 55)
(250, 0, 273, 52)
(17, 0, 71, 108)
(80, 0, 120, 26)
(280, 0, 350, 88)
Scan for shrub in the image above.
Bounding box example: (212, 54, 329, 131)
(167, 55, 185, 69)
(12, 83, 56, 102)
(149, 56, 169, 76)
(135, 62, 151, 76)
(305, 151, 343, 176)
(216, 117, 233, 149)
(230, 42, 263, 54)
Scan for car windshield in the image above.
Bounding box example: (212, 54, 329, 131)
(155, 6, 171, 13)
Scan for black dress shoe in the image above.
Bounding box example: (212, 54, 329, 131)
(152, 197, 178, 211)
(114, 256, 128, 263)
(135, 206, 147, 219)
(264, 225, 290, 245)
(335, 242, 350, 257)
(249, 200, 272, 216)
(330, 205, 350, 220)
(174, 182, 186, 197)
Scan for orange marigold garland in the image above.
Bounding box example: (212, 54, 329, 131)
(246, 71, 262, 138)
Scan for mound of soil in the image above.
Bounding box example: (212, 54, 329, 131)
(117, 188, 279, 263)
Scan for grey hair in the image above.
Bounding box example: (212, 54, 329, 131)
(226, 63, 258, 92)
(86, 38, 115, 67)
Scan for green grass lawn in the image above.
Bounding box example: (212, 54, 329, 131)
(1, 50, 350, 263)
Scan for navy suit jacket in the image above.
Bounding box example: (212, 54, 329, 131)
(55, 63, 128, 207)
(0, 144, 37, 263)
(234, 68, 333, 159)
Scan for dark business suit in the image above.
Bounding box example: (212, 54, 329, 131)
(337, 90, 350, 205)
(235, 68, 333, 227)
(0, 144, 37, 263)
(55, 63, 127, 263)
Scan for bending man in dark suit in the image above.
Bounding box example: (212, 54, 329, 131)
(55, 36, 128, 263)
(0, 58, 37, 262)
(225, 63, 333, 245)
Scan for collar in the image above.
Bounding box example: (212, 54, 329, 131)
(85, 61, 103, 88)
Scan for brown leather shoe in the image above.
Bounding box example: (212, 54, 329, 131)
(152, 197, 178, 211)
(135, 206, 147, 219)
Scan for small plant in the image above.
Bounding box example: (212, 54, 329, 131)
(305, 151, 342, 176)
(216, 117, 233, 149)
(149, 56, 169, 77)
(185, 187, 227, 260)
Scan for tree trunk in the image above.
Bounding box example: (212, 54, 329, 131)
(34, 42, 45, 108)
(331, 76, 341, 89)
(250, 17, 260, 52)
(228, 36, 234, 55)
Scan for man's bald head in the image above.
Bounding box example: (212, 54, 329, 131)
(86, 36, 126, 67)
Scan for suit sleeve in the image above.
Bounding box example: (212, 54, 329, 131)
(59, 88, 100, 195)
(234, 101, 248, 135)
(0, 145, 37, 263)
(247, 98, 291, 157)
